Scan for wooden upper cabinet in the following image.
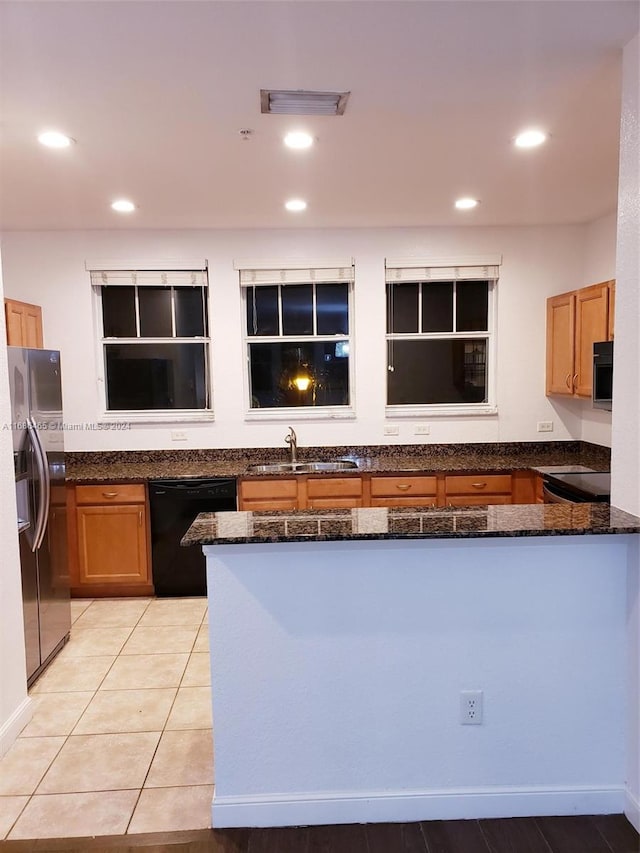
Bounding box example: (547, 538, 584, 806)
(546, 291, 575, 396)
(546, 280, 613, 399)
(574, 282, 609, 398)
(4, 299, 44, 348)
(608, 280, 615, 340)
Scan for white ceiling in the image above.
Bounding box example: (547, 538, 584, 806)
(0, 0, 638, 230)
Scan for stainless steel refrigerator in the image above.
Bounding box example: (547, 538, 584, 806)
(9, 347, 70, 686)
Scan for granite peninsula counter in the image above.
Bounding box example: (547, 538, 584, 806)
(187, 500, 640, 830)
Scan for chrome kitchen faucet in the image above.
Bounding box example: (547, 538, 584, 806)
(285, 426, 298, 464)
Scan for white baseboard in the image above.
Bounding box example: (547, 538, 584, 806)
(0, 697, 32, 759)
(212, 784, 626, 828)
(625, 788, 640, 833)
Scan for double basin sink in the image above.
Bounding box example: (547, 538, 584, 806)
(246, 460, 358, 475)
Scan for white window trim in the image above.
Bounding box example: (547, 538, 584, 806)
(385, 272, 499, 418)
(241, 276, 355, 420)
(91, 275, 214, 423)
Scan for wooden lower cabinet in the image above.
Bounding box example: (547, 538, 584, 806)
(370, 475, 437, 508)
(307, 477, 363, 509)
(239, 478, 299, 511)
(68, 483, 152, 597)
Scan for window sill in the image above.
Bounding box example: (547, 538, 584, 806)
(385, 404, 498, 418)
(245, 407, 356, 422)
(99, 411, 215, 425)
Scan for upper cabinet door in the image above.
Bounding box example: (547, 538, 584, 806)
(546, 291, 575, 396)
(608, 280, 615, 340)
(574, 282, 609, 398)
(4, 298, 44, 348)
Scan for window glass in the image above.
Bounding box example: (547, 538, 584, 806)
(282, 284, 313, 336)
(139, 287, 172, 337)
(175, 287, 206, 337)
(102, 286, 136, 337)
(247, 285, 279, 336)
(387, 339, 487, 405)
(456, 281, 489, 331)
(105, 343, 207, 410)
(422, 282, 453, 332)
(316, 283, 349, 335)
(248, 342, 349, 408)
(387, 283, 418, 333)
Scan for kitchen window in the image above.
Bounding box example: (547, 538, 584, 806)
(237, 261, 354, 419)
(90, 265, 212, 420)
(385, 258, 500, 416)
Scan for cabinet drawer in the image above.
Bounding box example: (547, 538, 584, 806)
(445, 474, 511, 495)
(240, 479, 297, 500)
(306, 477, 363, 498)
(446, 495, 512, 506)
(76, 484, 146, 504)
(370, 475, 437, 497)
(241, 498, 297, 511)
(371, 496, 437, 508)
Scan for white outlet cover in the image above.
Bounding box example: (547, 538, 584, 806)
(384, 425, 400, 435)
(460, 690, 483, 725)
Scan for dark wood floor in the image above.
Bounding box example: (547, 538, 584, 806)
(0, 815, 638, 853)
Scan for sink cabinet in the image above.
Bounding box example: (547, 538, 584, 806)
(67, 483, 153, 597)
(370, 475, 437, 507)
(307, 477, 363, 509)
(238, 478, 299, 511)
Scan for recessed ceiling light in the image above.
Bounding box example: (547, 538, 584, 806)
(285, 199, 307, 212)
(111, 199, 136, 213)
(454, 197, 479, 210)
(514, 128, 548, 149)
(38, 130, 74, 149)
(284, 131, 314, 150)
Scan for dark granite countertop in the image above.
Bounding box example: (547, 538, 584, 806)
(181, 503, 639, 546)
(66, 441, 610, 483)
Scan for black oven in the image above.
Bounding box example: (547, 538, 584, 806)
(542, 471, 611, 504)
(593, 341, 613, 411)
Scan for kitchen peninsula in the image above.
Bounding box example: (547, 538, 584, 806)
(184, 503, 640, 829)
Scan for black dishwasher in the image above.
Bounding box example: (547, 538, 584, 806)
(149, 478, 237, 597)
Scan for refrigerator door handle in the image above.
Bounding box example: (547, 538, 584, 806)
(26, 416, 50, 552)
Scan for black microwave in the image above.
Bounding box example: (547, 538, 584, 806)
(593, 341, 613, 410)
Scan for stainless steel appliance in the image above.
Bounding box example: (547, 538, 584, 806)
(542, 470, 611, 504)
(593, 340, 613, 411)
(9, 347, 70, 685)
(149, 478, 237, 596)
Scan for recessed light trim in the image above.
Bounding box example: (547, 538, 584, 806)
(284, 131, 314, 150)
(514, 128, 548, 148)
(111, 199, 136, 213)
(455, 197, 479, 210)
(38, 130, 74, 149)
(285, 199, 307, 212)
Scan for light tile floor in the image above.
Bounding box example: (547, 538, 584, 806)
(0, 597, 213, 840)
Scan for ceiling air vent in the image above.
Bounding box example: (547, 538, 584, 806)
(260, 89, 350, 116)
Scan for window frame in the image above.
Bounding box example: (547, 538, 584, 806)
(240, 275, 356, 422)
(385, 260, 499, 417)
(90, 268, 214, 423)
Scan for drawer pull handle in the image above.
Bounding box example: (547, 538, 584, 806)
(102, 491, 119, 498)
(396, 484, 411, 491)
(471, 482, 487, 489)
(139, 510, 143, 527)
(565, 373, 572, 390)
(572, 373, 578, 385)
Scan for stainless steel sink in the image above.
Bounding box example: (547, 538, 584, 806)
(246, 460, 358, 475)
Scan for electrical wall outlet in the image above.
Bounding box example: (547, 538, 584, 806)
(537, 421, 554, 433)
(384, 425, 400, 436)
(460, 690, 483, 725)
(170, 430, 187, 441)
(414, 423, 430, 435)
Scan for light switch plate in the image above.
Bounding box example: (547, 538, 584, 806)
(384, 425, 400, 436)
(171, 430, 187, 441)
(537, 421, 554, 433)
(414, 424, 430, 435)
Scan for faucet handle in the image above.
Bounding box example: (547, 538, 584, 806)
(285, 426, 297, 444)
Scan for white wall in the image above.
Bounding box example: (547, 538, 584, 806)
(0, 252, 32, 758)
(207, 536, 630, 826)
(609, 33, 640, 833)
(1, 224, 596, 451)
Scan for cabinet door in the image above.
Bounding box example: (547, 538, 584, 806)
(77, 504, 149, 585)
(546, 292, 575, 395)
(574, 282, 609, 398)
(4, 299, 44, 348)
(239, 479, 297, 510)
